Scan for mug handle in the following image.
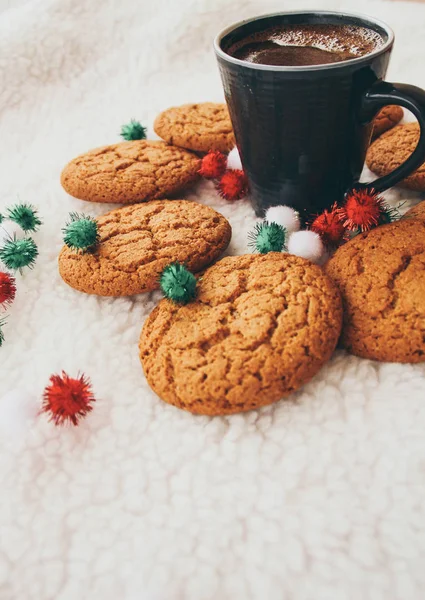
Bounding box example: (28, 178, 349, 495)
(360, 80, 425, 192)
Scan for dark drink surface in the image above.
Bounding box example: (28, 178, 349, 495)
(225, 24, 384, 66)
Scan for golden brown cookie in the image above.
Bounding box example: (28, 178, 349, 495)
(366, 122, 425, 191)
(403, 200, 425, 221)
(154, 103, 235, 154)
(325, 219, 425, 363)
(372, 105, 403, 139)
(139, 253, 342, 415)
(61, 141, 201, 203)
(58, 201, 231, 296)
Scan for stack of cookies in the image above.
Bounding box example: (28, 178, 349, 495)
(58, 101, 425, 417)
(59, 103, 236, 295)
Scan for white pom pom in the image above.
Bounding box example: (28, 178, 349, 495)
(0, 390, 38, 441)
(227, 146, 243, 171)
(287, 230, 324, 264)
(265, 205, 300, 234)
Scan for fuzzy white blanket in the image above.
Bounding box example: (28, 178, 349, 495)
(1, 0, 425, 598)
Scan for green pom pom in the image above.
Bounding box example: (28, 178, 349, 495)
(0, 318, 5, 347)
(63, 213, 99, 252)
(160, 262, 197, 304)
(379, 203, 402, 225)
(120, 119, 147, 141)
(0, 213, 4, 225)
(7, 203, 42, 233)
(0, 236, 38, 271)
(248, 222, 286, 254)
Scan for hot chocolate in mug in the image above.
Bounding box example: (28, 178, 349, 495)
(214, 11, 425, 217)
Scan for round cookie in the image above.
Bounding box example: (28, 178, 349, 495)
(58, 201, 231, 296)
(372, 105, 403, 139)
(139, 253, 342, 415)
(154, 103, 235, 154)
(404, 200, 425, 221)
(61, 140, 201, 203)
(325, 219, 425, 363)
(366, 122, 425, 191)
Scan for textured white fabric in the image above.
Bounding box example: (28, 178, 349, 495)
(1, 0, 425, 598)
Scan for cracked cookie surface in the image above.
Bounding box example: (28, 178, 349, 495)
(154, 103, 235, 153)
(372, 105, 403, 139)
(58, 200, 231, 296)
(139, 253, 342, 415)
(61, 140, 201, 203)
(325, 219, 425, 363)
(366, 123, 425, 191)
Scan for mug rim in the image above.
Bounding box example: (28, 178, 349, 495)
(213, 10, 395, 72)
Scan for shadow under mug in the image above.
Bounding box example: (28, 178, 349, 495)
(214, 11, 425, 218)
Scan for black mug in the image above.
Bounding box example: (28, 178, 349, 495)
(214, 11, 425, 217)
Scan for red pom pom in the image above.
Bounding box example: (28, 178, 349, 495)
(199, 150, 227, 179)
(217, 169, 249, 200)
(338, 188, 385, 232)
(42, 371, 96, 426)
(0, 272, 16, 307)
(311, 203, 347, 246)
